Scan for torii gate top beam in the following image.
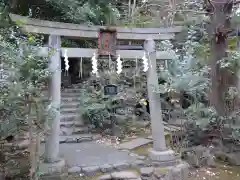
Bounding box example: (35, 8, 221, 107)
(10, 14, 182, 40)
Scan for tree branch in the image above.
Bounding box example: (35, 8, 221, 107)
(234, 0, 240, 5)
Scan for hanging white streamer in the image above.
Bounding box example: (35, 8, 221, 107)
(116, 54, 122, 74)
(79, 57, 83, 78)
(91, 53, 98, 76)
(142, 52, 149, 72)
(64, 49, 69, 71)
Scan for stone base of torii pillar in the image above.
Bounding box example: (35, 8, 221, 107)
(39, 159, 65, 175)
(148, 149, 177, 166)
(144, 39, 182, 166)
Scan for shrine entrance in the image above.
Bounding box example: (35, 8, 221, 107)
(61, 57, 91, 86)
(9, 13, 183, 171)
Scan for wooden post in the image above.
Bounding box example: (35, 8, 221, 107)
(144, 39, 176, 165)
(44, 35, 61, 163)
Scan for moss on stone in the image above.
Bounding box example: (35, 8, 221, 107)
(132, 143, 153, 155)
(127, 168, 140, 175)
(154, 167, 169, 174)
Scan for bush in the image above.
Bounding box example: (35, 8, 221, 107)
(0, 9, 50, 179)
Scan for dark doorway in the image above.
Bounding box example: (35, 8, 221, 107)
(61, 58, 80, 86)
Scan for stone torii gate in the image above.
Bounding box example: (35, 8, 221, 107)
(10, 13, 182, 170)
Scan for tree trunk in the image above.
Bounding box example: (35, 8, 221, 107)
(205, 0, 233, 116)
(210, 38, 226, 116)
(10, 0, 18, 10)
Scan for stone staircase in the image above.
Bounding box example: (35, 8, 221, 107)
(42, 85, 101, 144)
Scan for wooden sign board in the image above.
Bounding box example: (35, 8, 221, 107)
(98, 28, 117, 58)
(104, 84, 118, 95)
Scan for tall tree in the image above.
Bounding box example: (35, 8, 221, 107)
(204, 0, 233, 116)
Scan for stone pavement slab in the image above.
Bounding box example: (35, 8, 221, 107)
(98, 171, 140, 180)
(40, 141, 137, 168)
(118, 137, 153, 150)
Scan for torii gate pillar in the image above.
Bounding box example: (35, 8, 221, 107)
(144, 39, 176, 166)
(40, 35, 65, 174)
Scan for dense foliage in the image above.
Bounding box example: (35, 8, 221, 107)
(0, 4, 50, 138)
(0, 2, 51, 179)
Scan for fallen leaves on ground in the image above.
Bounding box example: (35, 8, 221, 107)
(189, 164, 240, 180)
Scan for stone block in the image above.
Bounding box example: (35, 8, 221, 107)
(39, 159, 65, 175)
(40, 173, 66, 180)
(153, 167, 169, 179)
(99, 172, 140, 180)
(97, 174, 112, 180)
(176, 161, 190, 180)
(100, 164, 114, 173)
(82, 166, 100, 176)
(113, 162, 130, 170)
(148, 149, 176, 165)
(167, 161, 189, 180)
(182, 146, 216, 168)
(170, 166, 182, 180)
(111, 171, 140, 179)
(226, 152, 240, 166)
(131, 160, 145, 168)
(68, 166, 81, 173)
(140, 167, 154, 177)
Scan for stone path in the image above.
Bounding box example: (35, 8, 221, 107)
(98, 171, 141, 180)
(41, 136, 155, 170)
(40, 141, 143, 174)
(61, 142, 137, 167)
(97, 162, 189, 180)
(118, 137, 153, 150)
(40, 134, 183, 175)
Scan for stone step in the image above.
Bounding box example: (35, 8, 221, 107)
(42, 99, 78, 105)
(62, 88, 82, 93)
(30, 111, 81, 121)
(37, 99, 80, 108)
(61, 92, 81, 97)
(60, 126, 89, 136)
(60, 120, 85, 128)
(61, 102, 79, 108)
(41, 134, 101, 143)
(60, 113, 79, 121)
(61, 107, 78, 114)
(61, 97, 80, 103)
(44, 99, 79, 104)
(43, 95, 79, 100)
